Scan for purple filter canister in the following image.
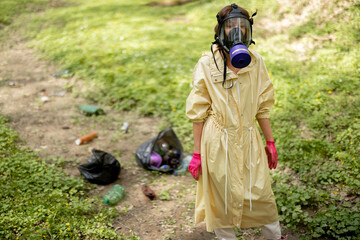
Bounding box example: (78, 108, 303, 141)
(230, 44, 251, 69)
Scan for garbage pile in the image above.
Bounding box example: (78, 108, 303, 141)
(150, 141, 182, 171)
(135, 128, 184, 173)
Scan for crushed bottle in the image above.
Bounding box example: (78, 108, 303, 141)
(141, 184, 156, 200)
(103, 184, 125, 205)
(79, 105, 105, 116)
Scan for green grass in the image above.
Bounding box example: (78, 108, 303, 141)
(261, 1, 360, 238)
(1, 0, 360, 239)
(21, 0, 269, 150)
(0, 0, 64, 27)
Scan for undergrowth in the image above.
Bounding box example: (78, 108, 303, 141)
(0, 117, 139, 239)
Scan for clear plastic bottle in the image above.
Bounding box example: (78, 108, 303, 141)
(103, 184, 125, 205)
(174, 155, 192, 176)
(121, 122, 129, 133)
(160, 142, 169, 152)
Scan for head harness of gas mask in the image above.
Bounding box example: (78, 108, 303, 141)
(211, 4, 257, 89)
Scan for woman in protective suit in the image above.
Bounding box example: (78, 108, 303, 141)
(186, 4, 287, 240)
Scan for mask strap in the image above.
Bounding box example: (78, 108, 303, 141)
(211, 40, 221, 73)
(210, 43, 233, 89)
(222, 49, 227, 88)
(250, 10, 257, 24)
(249, 10, 257, 45)
(221, 49, 233, 89)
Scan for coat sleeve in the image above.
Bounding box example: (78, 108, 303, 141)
(256, 56, 275, 119)
(186, 56, 212, 122)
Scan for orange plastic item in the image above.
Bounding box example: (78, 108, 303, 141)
(75, 131, 98, 145)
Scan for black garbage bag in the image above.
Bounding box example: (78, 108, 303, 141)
(135, 127, 183, 173)
(78, 149, 121, 185)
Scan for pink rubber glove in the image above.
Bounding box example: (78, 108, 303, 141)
(265, 140, 278, 169)
(188, 152, 202, 180)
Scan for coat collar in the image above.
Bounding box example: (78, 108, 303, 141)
(211, 44, 257, 76)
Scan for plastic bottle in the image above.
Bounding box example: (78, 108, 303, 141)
(53, 69, 71, 78)
(174, 155, 192, 176)
(75, 131, 98, 145)
(121, 122, 129, 133)
(154, 139, 169, 156)
(141, 184, 156, 200)
(159, 142, 169, 152)
(103, 184, 125, 205)
(78, 104, 105, 116)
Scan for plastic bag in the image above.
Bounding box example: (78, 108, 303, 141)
(78, 149, 121, 185)
(135, 128, 183, 173)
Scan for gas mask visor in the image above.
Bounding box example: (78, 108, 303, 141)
(218, 17, 252, 68)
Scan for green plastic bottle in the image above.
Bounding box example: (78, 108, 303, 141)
(78, 104, 105, 116)
(103, 184, 125, 205)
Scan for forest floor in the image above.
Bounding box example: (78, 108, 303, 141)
(0, 34, 299, 240)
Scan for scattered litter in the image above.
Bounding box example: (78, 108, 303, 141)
(62, 126, 70, 130)
(75, 131, 98, 145)
(41, 96, 49, 102)
(141, 184, 156, 200)
(103, 184, 125, 205)
(8, 81, 15, 86)
(121, 122, 129, 133)
(78, 149, 121, 185)
(53, 69, 72, 78)
(78, 104, 105, 116)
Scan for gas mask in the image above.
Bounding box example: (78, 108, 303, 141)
(211, 4, 256, 89)
(216, 4, 255, 69)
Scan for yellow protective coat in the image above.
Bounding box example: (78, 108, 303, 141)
(186, 45, 279, 232)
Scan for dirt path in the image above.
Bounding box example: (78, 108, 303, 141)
(0, 37, 298, 239)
